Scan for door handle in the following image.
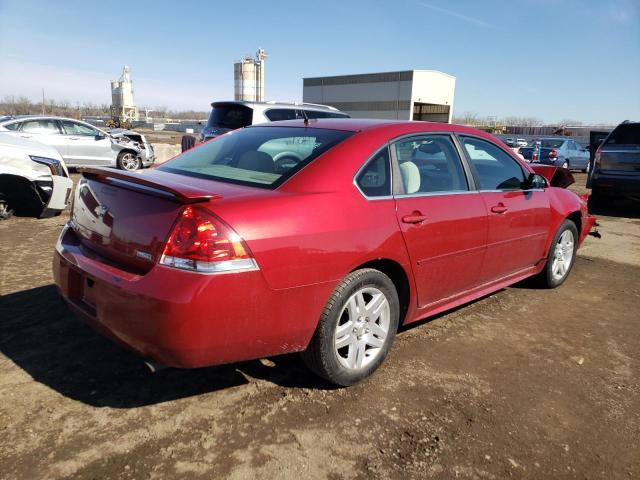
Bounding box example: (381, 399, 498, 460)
(20, 135, 32, 138)
(491, 203, 508, 214)
(402, 212, 428, 224)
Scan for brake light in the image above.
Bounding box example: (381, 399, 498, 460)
(594, 148, 602, 168)
(532, 150, 538, 161)
(548, 149, 558, 159)
(159, 206, 257, 273)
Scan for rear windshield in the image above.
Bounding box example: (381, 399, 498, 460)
(605, 123, 640, 146)
(540, 139, 565, 148)
(159, 126, 354, 189)
(207, 104, 253, 130)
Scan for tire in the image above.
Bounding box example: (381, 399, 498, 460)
(582, 161, 590, 174)
(302, 268, 400, 386)
(536, 219, 578, 289)
(117, 151, 141, 171)
(561, 160, 569, 169)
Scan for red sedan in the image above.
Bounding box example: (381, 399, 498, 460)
(53, 119, 596, 386)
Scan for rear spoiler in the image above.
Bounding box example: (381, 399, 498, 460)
(78, 167, 218, 204)
(530, 165, 575, 189)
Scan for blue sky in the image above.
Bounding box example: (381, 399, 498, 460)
(0, 0, 638, 124)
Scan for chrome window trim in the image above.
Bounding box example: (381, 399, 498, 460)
(352, 143, 394, 201)
(394, 190, 479, 199)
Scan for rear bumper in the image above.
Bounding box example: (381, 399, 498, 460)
(53, 226, 331, 368)
(591, 172, 640, 198)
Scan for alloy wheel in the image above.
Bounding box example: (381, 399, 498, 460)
(334, 287, 390, 370)
(120, 153, 140, 170)
(551, 229, 574, 281)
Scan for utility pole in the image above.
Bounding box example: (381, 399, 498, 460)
(41, 88, 45, 114)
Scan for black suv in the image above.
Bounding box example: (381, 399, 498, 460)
(589, 120, 640, 205)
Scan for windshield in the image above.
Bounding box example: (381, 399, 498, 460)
(207, 104, 253, 130)
(540, 139, 565, 148)
(159, 126, 354, 189)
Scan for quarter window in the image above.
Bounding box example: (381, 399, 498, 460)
(356, 147, 391, 197)
(393, 135, 468, 194)
(3, 122, 19, 131)
(461, 136, 526, 190)
(264, 109, 298, 121)
(20, 119, 59, 134)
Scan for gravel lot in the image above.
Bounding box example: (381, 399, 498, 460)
(0, 173, 638, 479)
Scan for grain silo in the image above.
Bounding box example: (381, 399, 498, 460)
(110, 65, 139, 122)
(234, 48, 267, 102)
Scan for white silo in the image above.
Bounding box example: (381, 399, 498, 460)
(110, 65, 138, 122)
(234, 49, 267, 102)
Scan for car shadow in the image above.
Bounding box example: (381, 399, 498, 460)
(588, 198, 640, 219)
(0, 285, 333, 408)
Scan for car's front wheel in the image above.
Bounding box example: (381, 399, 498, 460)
(561, 160, 570, 169)
(303, 268, 400, 386)
(536, 219, 578, 288)
(117, 151, 141, 171)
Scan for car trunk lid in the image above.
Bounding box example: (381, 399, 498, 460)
(70, 167, 263, 273)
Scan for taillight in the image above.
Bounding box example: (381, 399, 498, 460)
(548, 149, 558, 159)
(159, 206, 257, 273)
(532, 151, 538, 161)
(594, 148, 602, 168)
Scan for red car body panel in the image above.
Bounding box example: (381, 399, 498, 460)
(53, 120, 596, 369)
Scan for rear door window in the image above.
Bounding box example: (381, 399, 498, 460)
(605, 123, 640, 146)
(21, 119, 60, 134)
(393, 135, 469, 194)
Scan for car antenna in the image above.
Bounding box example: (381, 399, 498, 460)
(300, 109, 309, 126)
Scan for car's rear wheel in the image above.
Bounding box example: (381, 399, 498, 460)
(536, 219, 578, 288)
(561, 160, 569, 169)
(117, 151, 141, 171)
(302, 268, 399, 386)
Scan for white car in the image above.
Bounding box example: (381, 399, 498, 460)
(515, 138, 528, 147)
(0, 116, 154, 170)
(0, 133, 73, 219)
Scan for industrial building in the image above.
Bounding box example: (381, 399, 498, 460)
(234, 48, 268, 102)
(110, 66, 138, 122)
(303, 70, 456, 122)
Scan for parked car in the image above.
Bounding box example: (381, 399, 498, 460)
(107, 128, 155, 168)
(54, 119, 596, 386)
(589, 120, 640, 205)
(0, 116, 154, 170)
(504, 138, 516, 147)
(199, 101, 350, 141)
(515, 138, 528, 147)
(520, 138, 590, 171)
(0, 133, 73, 218)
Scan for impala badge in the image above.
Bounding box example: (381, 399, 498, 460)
(135, 250, 153, 261)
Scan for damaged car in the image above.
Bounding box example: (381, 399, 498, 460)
(54, 119, 598, 387)
(107, 128, 155, 168)
(0, 116, 154, 171)
(0, 133, 73, 219)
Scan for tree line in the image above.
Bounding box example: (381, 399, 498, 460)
(0, 96, 208, 121)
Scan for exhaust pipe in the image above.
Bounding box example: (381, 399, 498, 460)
(144, 359, 167, 373)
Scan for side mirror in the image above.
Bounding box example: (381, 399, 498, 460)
(95, 133, 106, 141)
(523, 173, 548, 190)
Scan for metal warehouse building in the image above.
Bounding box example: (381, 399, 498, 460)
(302, 70, 455, 122)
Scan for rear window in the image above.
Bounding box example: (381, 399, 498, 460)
(159, 126, 353, 189)
(540, 139, 565, 148)
(207, 104, 253, 130)
(605, 123, 640, 146)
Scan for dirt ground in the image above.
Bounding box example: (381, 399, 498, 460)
(0, 173, 638, 479)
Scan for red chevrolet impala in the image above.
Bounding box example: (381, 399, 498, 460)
(53, 119, 596, 386)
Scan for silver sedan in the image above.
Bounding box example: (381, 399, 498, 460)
(0, 116, 154, 170)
